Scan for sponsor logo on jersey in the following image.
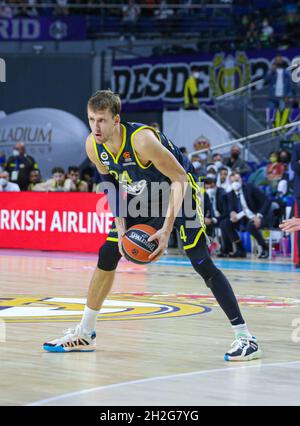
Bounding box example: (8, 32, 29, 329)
(101, 152, 109, 161)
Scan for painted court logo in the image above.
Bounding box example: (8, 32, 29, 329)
(0, 293, 211, 323)
(0, 293, 299, 324)
(0, 58, 6, 83)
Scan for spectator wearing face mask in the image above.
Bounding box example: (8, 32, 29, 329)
(5, 142, 38, 191)
(219, 172, 272, 259)
(0, 171, 20, 192)
(184, 65, 201, 110)
(224, 145, 251, 176)
(212, 153, 231, 173)
(191, 152, 207, 178)
(204, 177, 227, 238)
(206, 164, 218, 180)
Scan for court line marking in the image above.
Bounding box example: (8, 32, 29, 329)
(27, 360, 300, 406)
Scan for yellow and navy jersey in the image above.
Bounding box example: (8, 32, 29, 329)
(92, 121, 195, 198)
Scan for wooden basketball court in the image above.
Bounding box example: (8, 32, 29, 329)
(0, 248, 300, 406)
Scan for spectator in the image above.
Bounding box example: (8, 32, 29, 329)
(154, 0, 174, 20)
(206, 164, 218, 180)
(27, 169, 42, 191)
(204, 177, 227, 238)
(0, 151, 5, 173)
(179, 146, 188, 157)
(81, 165, 95, 192)
(266, 151, 285, 191)
(33, 167, 69, 192)
(65, 166, 89, 192)
(120, 0, 140, 42)
(260, 18, 274, 48)
(5, 142, 38, 191)
(55, 0, 69, 16)
(246, 21, 260, 50)
(217, 166, 232, 192)
(184, 65, 200, 110)
(264, 54, 292, 110)
(191, 153, 207, 179)
(212, 152, 231, 173)
(0, 171, 20, 192)
(224, 145, 251, 176)
(0, 1, 14, 18)
(219, 172, 273, 259)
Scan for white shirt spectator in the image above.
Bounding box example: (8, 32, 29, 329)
(275, 68, 284, 97)
(235, 189, 256, 220)
(0, 180, 20, 192)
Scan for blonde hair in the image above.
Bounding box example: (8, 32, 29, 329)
(87, 90, 121, 117)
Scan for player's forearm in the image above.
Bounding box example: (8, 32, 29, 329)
(162, 176, 188, 233)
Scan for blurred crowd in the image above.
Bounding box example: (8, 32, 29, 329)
(1, 135, 299, 259)
(0, 0, 299, 51)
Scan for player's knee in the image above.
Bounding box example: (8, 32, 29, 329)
(190, 256, 220, 288)
(97, 241, 121, 271)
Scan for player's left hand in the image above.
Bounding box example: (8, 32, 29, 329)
(148, 228, 170, 261)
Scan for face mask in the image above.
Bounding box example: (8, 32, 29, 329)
(206, 188, 216, 197)
(270, 156, 277, 163)
(215, 160, 223, 169)
(192, 161, 201, 169)
(207, 173, 216, 179)
(0, 178, 8, 187)
(231, 152, 239, 159)
(199, 153, 207, 161)
(193, 72, 200, 79)
(13, 149, 19, 157)
(232, 181, 241, 191)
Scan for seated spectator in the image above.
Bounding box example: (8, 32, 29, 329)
(204, 177, 227, 238)
(150, 122, 161, 131)
(179, 147, 188, 158)
(216, 166, 232, 192)
(246, 21, 260, 50)
(0, 171, 20, 192)
(81, 165, 96, 192)
(27, 169, 42, 191)
(33, 167, 70, 192)
(191, 153, 207, 179)
(212, 152, 231, 173)
(224, 145, 251, 176)
(219, 172, 273, 259)
(206, 164, 218, 180)
(5, 142, 38, 191)
(65, 166, 88, 192)
(266, 151, 285, 191)
(0, 1, 14, 18)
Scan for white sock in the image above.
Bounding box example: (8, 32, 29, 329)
(232, 323, 252, 339)
(80, 306, 99, 334)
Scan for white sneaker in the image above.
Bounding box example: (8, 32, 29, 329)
(224, 335, 262, 361)
(43, 325, 96, 353)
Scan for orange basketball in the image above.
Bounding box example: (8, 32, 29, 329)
(122, 224, 159, 264)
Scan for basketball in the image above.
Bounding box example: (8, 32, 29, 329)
(121, 224, 159, 264)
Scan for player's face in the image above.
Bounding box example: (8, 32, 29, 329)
(88, 108, 119, 144)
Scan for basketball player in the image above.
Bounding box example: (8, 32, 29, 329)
(44, 90, 262, 361)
